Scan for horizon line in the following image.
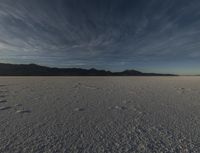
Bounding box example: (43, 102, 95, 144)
(0, 62, 192, 76)
(1, 62, 200, 76)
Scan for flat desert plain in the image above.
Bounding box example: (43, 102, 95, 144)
(0, 77, 200, 153)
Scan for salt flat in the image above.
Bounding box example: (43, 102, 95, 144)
(0, 77, 200, 153)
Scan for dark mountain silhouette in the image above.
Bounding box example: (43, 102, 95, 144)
(0, 63, 177, 76)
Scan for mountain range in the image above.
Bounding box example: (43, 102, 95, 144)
(0, 63, 177, 76)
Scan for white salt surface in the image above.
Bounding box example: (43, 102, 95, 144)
(0, 77, 200, 153)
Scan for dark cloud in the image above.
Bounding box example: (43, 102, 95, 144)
(0, 0, 200, 73)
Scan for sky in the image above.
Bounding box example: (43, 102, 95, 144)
(0, 0, 200, 74)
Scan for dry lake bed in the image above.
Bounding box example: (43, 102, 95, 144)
(0, 77, 200, 153)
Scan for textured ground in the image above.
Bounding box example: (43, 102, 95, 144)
(0, 77, 200, 153)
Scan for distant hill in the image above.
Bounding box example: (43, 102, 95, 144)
(0, 63, 177, 76)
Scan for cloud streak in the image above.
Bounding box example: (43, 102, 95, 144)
(0, 0, 200, 73)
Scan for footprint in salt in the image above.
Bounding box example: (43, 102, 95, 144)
(0, 100, 7, 103)
(84, 85, 99, 90)
(120, 106, 127, 110)
(114, 106, 121, 110)
(176, 87, 194, 95)
(176, 87, 186, 94)
(0, 106, 11, 110)
(122, 100, 132, 105)
(74, 108, 85, 112)
(0, 85, 6, 87)
(16, 109, 31, 114)
(73, 83, 82, 89)
(110, 105, 127, 110)
(14, 104, 22, 107)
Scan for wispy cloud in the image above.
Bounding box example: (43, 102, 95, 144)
(0, 0, 200, 73)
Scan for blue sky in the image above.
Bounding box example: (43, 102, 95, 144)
(0, 0, 200, 74)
